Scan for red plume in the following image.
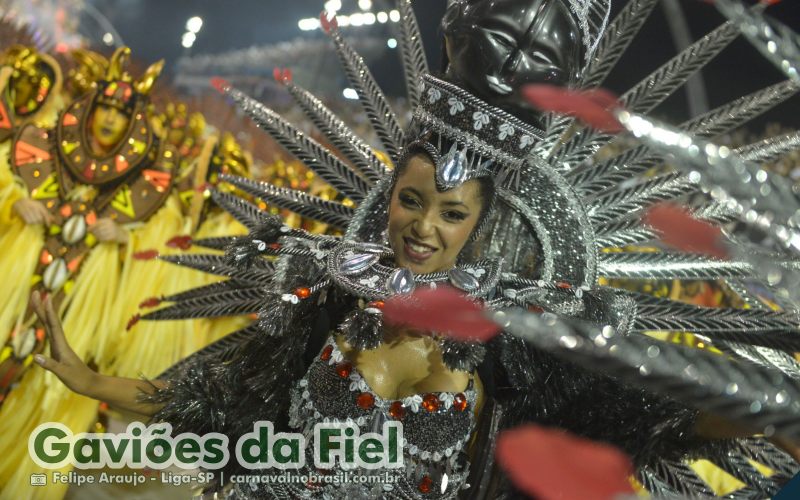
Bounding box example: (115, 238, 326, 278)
(644, 203, 728, 259)
(166, 235, 193, 250)
(209, 77, 230, 95)
(383, 287, 500, 342)
(133, 249, 159, 260)
(497, 425, 635, 500)
(522, 85, 623, 133)
(319, 11, 338, 34)
(273, 67, 293, 84)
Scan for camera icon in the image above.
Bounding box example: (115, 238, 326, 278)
(30, 473, 47, 486)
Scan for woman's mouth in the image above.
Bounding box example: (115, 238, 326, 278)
(403, 237, 437, 263)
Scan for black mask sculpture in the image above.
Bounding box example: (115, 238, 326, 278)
(442, 0, 584, 127)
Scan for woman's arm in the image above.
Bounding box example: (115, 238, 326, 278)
(31, 291, 165, 416)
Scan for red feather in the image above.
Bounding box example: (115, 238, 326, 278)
(497, 425, 635, 500)
(644, 203, 728, 259)
(382, 287, 500, 341)
(209, 77, 231, 94)
(522, 85, 623, 133)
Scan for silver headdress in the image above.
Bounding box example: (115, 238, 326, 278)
(568, 0, 612, 64)
(149, 0, 800, 497)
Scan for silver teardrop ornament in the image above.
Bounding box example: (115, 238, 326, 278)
(339, 253, 378, 275)
(386, 268, 415, 295)
(449, 268, 479, 292)
(438, 143, 467, 187)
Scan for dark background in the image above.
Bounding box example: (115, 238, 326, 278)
(90, 0, 799, 128)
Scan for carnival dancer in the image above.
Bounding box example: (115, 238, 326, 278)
(29, 0, 800, 498)
(0, 47, 178, 499)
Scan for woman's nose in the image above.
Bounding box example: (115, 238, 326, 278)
(412, 213, 435, 239)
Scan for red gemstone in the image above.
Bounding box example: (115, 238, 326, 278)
(556, 281, 571, 289)
(367, 300, 384, 310)
(336, 362, 352, 378)
(418, 476, 433, 494)
(295, 287, 311, 299)
(422, 394, 440, 412)
(528, 305, 544, 314)
(356, 392, 374, 410)
(268, 242, 281, 250)
(320, 345, 333, 361)
(453, 393, 468, 412)
(388, 401, 406, 419)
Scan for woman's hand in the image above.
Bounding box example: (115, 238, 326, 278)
(31, 290, 166, 415)
(89, 217, 129, 244)
(31, 290, 96, 395)
(12, 199, 53, 225)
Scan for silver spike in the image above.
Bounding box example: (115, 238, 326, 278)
(395, 0, 429, 111)
(283, 80, 388, 183)
(581, 0, 661, 88)
(209, 190, 270, 230)
(551, 16, 743, 169)
(588, 173, 696, 226)
(597, 252, 756, 280)
(496, 308, 800, 440)
(327, 23, 405, 159)
(714, 0, 800, 82)
(219, 175, 354, 229)
(220, 84, 371, 202)
(572, 80, 799, 196)
(736, 130, 800, 164)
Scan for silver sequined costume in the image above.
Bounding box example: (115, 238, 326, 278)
(143, 1, 800, 498)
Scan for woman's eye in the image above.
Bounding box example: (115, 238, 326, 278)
(399, 194, 421, 208)
(443, 210, 468, 222)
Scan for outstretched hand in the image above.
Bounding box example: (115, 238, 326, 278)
(31, 291, 95, 395)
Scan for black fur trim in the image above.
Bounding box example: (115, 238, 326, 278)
(340, 307, 383, 350)
(440, 338, 486, 372)
(223, 216, 284, 268)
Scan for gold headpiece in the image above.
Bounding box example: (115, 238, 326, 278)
(95, 47, 164, 114)
(2, 45, 59, 116)
(67, 48, 108, 97)
(214, 132, 250, 179)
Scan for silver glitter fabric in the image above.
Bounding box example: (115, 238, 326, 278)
(142, 1, 800, 498)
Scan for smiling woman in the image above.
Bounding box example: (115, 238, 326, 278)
(388, 153, 486, 274)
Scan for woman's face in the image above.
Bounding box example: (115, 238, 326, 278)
(90, 104, 130, 151)
(388, 154, 484, 274)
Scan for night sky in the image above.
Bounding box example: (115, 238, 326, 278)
(90, 0, 799, 128)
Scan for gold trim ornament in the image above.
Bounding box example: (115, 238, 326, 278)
(0, 45, 62, 141)
(55, 47, 164, 186)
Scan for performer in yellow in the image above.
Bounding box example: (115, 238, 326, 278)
(109, 118, 253, 379)
(0, 47, 178, 500)
(0, 45, 65, 347)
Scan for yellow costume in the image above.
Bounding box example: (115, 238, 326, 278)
(0, 47, 178, 500)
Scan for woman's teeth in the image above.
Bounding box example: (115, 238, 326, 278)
(409, 241, 434, 253)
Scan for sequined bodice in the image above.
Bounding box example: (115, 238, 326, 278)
(235, 336, 478, 499)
